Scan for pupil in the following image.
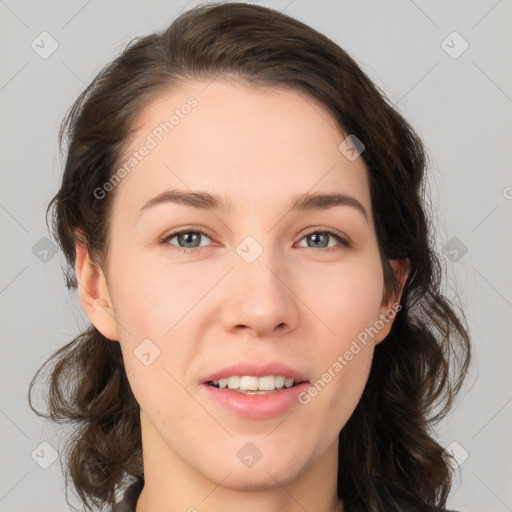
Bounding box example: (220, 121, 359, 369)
(180, 232, 200, 248)
(309, 233, 327, 248)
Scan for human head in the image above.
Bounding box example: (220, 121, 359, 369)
(29, 3, 471, 511)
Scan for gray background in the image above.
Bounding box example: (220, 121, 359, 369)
(1, 0, 511, 511)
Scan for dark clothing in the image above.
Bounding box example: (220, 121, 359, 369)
(112, 476, 144, 512)
(111, 475, 462, 512)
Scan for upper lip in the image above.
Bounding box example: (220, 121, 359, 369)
(201, 362, 309, 384)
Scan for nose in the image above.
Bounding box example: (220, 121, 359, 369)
(219, 249, 300, 337)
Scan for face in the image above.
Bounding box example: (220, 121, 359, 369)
(77, 78, 407, 498)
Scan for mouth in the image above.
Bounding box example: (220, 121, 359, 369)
(205, 375, 308, 394)
(200, 376, 311, 419)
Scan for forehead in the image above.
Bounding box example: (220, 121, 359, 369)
(112, 78, 373, 223)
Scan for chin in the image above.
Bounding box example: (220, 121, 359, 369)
(198, 444, 308, 491)
(213, 460, 306, 492)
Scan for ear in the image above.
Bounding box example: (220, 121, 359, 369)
(75, 240, 119, 341)
(373, 257, 410, 345)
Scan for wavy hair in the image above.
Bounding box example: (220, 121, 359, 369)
(28, 3, 471, 511)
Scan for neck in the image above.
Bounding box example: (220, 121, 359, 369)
(135, 413, 344, 512)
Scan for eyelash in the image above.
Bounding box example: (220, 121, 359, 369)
(160, 227, 350, 254)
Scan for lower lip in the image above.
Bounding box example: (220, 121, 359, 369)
(200, 382, 310, 420)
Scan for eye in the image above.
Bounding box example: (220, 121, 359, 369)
(160, 229, 214, 253)
(296, 229, 350, 252)
(160, 227, 350, 254)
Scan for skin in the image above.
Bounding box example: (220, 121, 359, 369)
(75, 78, 409, 512)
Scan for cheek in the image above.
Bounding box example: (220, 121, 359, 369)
(317, 345, 373, 443)
(108, 252, 214, 394)
(108, 249, 201, 337)
(301, 254, 385, 344)
(299, 255, 383, 413)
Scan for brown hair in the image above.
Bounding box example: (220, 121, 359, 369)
(28, 2, 471, 511)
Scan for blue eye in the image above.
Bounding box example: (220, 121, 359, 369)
(297, 229, 350, 252)
(160, 228, 350, 254)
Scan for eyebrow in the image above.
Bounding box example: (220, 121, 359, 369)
(138, 189, 368, 222)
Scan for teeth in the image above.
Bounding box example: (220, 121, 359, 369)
(209, 375, 298, 391)
(284, 377, 294, 388)
(240, 376, 260, 390)
(227, 376, 240, 389)
(274, 375, 286, 388)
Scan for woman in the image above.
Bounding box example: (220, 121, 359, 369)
(28, 3, 470, 511)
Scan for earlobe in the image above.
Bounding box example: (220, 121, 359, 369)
(374, 257, 410, 345)
(74, 241, 119, 341)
